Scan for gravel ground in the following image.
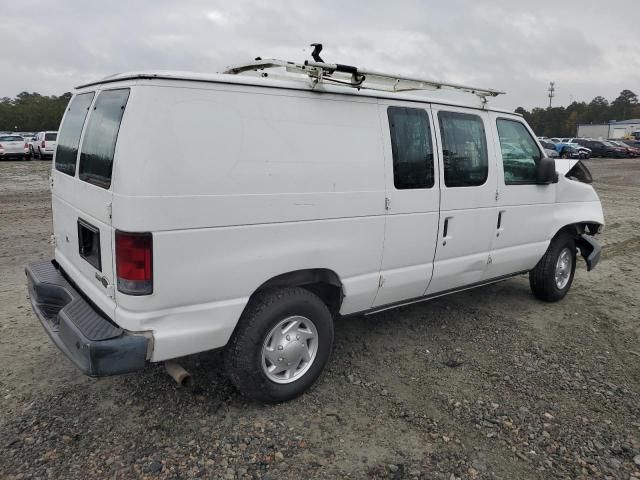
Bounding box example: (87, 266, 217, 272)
(1, 158, 639, 480)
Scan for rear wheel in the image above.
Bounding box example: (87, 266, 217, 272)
(37, 148, 42, 160)
(224, 287, 334, 403)
(529, 233, 576, 302)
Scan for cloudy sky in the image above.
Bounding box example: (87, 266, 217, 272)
(1, 0, 638, 110)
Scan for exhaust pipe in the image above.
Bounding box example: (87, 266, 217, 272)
(165, 361, 193, 388)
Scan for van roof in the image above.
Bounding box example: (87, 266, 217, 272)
(76, 70, 519, 116)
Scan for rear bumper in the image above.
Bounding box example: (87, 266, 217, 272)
(25, 260, 149, 376)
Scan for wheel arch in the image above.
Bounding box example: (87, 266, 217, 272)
(251, 268, 345, 316)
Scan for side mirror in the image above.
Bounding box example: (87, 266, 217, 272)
(536, 156, 557, 184)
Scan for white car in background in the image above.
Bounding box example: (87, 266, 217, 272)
(0, 134, 28, 160)
(31, 131, 58, 159)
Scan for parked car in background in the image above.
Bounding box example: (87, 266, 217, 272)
(609, 140, 640, 158)
(0, 134, 28, 160)
(554, 142, 580, 159)
(539, 140, 559, 158)
(31, 131, 58, 159)
(572, 139, 617, 158)
(622, 139, 640, 149)
(600, 140, 629, 158)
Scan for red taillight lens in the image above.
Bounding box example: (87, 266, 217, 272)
(41, 140, 45, 148)
(115, 231, 153, 295)
(24, 143, 28, 148)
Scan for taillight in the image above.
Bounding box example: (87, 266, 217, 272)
(115, 231, 153, 295)
(41, 140, 46, 148)
(24, 143, 28, 148)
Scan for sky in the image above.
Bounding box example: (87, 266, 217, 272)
(1, 0, 638, 111)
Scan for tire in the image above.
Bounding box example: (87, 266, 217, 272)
(529, 232, 577, 302)
(224, 287, 334, 403)
(37, 148, 42, 160)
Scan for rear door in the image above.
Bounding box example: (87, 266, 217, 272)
(52, 88, 130, 318)
(372, 102, 440, 307)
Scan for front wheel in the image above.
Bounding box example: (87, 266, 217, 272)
(224, 287, 334, 403)
(529, 233, 576, 302)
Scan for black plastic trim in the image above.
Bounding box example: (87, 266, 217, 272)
(25, 260, 148, 377)
(576, 234, 601, 271)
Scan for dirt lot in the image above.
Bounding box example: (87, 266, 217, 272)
(1, 159, 639, 480)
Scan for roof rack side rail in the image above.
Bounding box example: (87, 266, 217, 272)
(223, 57, 505, 103)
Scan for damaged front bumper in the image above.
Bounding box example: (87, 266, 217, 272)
(577, 234, 601, 271)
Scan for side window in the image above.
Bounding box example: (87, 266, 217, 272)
(79, 88, 130, 189)
(387, 106, 434, 189)
(438, 111, 488, 187)
(55, 92, 95, 176)
(496, 119, 541, 185)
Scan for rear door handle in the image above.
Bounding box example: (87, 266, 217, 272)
(496, 210, 506, 235)
(442, 216, 453, 245)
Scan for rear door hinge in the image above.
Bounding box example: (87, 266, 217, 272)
(378, 275, 385, 288)
(495, 189, 499, 201)
(49, 176, 54, 190)
(385, 197, 391, 211)
(106, 202, 112, 220)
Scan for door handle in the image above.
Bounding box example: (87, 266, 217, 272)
(442, 216, 453, 245)
(496, 210, 506, 236)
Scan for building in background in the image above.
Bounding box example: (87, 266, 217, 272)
(577, 119, 640, 139)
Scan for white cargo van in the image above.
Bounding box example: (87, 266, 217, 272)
(26, 54, 603, 402)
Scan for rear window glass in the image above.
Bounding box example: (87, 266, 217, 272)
(55, 92, 95, 176)
(45, 133, 57, 141)
(387, 106, 434, 189)
(79, 88, 130, 189)
(0, 136, 23, 141)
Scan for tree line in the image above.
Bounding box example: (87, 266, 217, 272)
(1, 88, 638, 137)
(0, 91, 72, 132)
(516, 89, 639, 138)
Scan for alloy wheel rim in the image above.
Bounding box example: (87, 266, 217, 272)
(261, 315, 318, 384)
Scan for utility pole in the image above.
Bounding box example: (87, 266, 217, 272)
(548, 82, 555, 108)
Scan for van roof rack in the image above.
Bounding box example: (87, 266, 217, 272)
(224, 50, 505, 105)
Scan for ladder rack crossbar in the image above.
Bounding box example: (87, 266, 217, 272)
(224, 58, 505, 100)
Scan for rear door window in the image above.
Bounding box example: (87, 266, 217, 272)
(387, 106, 434, 189)
(55, 92, 95, 176)
(45, 133, 57, 141)
(78, 88, 130, 189)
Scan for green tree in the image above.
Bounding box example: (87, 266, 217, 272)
(610, 89, 638, 121)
